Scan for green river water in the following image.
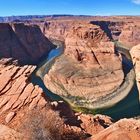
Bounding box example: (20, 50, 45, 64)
(31, 41, 140, 120)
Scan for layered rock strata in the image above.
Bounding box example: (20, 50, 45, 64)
(0, 23, 55, 64)
(119, 23, 140, 48)
(0, 58, 47, 124)
(44, 22, 125, 108)
(130, 44, 140, 100)
(90, 21, 124, 40)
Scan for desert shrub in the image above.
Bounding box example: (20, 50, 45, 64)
(18, 107, 63, 140)
(18, 106, 88, 140)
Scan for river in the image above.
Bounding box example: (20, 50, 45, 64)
(31, 41, 140, 120)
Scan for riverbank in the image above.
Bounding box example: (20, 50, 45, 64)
(36, 40, 64, 79)
(31, 40, 139, 120)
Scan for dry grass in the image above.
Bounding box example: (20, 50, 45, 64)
(17, 106, 88, 140)
(18, 107, 63, 140)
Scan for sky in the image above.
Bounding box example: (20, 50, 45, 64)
(0, 0, 140, 16)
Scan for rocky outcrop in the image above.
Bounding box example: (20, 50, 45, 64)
(0, 23, 55, 64)
(44, 22, 125, 108)
(78, 114, 113, 135)
(52, 100, 140, 140)
(119, 23, 140, 48)
(88, 118, 140, 140)
(0, 58, 47, 124)
(130, 44, 140, 100)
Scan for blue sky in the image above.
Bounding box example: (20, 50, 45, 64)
(0, 0, 140, 16)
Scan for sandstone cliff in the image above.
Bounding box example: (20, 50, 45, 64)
(42, 20, 80, 41)
(130, 44, 140, 100)
(0, 23, 55, 64)
(0, 58, 47, 124)
(90, 21, 124, 41)
(44, 22, 125, 108)
(119, 22, 140, 48)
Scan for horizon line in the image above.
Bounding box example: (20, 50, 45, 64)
(0, 14, 140, 18)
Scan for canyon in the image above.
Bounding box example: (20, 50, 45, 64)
(0, 16, 139, 140)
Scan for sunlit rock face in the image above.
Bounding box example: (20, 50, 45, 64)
(88, 118, 140, 140)
(130, 44, 140, 100)
(0, 58, 49, 127)
(119, 23, 140, 48)
(44, 21, 124, 108)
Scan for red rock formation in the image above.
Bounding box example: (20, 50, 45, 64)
(78, 114, 113, 135)
(88, 119, 140, 140)
(0, 23, 55, 64)
(0, 124, 25, 139)
(130, 44, 140, 100)
(90, 21, 124, 40)
(44, 22, 124, 108)
(0, 58, 47, 124)
(42, 20, 75, 41)
(119, 22, 140, 48)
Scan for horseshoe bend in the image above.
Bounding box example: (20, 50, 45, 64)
(0, 16, 140, 140)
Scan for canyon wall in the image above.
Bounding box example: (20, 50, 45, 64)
(89, 20, 140, 49)
(119, 23, 140, 48)
(90, 21, 124, 41)
(130, 44, 140, 100)
(0, 23, 55, 64)
(89, 118, 140, 140)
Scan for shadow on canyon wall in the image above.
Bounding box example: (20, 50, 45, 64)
(90, 21, 113, 40)
(0, 23, 55, 65)
(90, 21, 123, 41)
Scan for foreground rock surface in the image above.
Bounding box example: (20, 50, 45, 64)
(0, 58, 48, 124)
(0, 124, 25, 140)
(88, 119, 140, 140)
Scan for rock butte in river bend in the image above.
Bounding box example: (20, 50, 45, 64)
(44, 22, 125, 108)
(0, 16, 139, 139)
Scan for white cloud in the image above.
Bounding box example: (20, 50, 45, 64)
(132, 0, 140, 5)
